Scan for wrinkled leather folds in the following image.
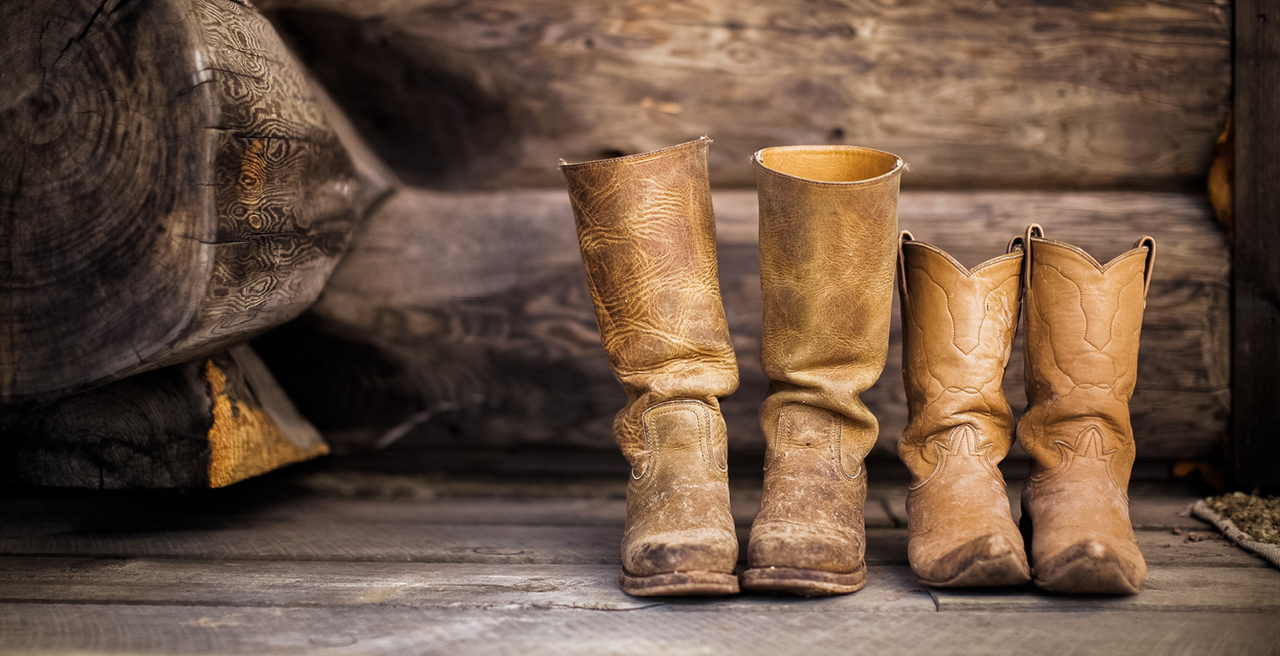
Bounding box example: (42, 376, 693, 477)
(746, 146, 902, 591)
(1018, 226, 1155, 594)
(561, 139, 739, 589)
(897, 235, 1030, 587)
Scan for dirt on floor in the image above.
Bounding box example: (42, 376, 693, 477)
(1206, 492, 1280, 545)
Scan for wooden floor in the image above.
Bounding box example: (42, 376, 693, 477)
(1, 466, 1277, 655)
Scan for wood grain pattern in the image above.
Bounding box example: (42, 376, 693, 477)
(0, 0, 381, 401)
(0, 346, 327, 488)
(258, 189, 1229, 460)
(3, 559, 1273, 614)
(0, 507, 1259, 568)
(259, 0, 1230, 190)
(2, 605, 1275, 655)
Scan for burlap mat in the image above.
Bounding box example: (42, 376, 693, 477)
(1191, 500, 1280, 569)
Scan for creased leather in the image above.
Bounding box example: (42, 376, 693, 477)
(898, 237, 1029, 585)
(748, 146, 902, 575)
(561, 139, 738, 580)
(1018, 230, 1155, 594)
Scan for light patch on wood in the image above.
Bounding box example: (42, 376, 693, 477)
(205, 359, 328, 488)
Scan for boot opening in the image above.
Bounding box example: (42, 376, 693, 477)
(756, 146, 902, 184)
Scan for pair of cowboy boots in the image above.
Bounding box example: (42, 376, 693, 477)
(898, 226, 1155, 594)
(560, 138, 902, 596)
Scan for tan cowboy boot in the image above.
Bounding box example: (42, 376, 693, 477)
(742, 146, 903, 596)
(560, 138, 740, 596)
(897, 233, 1031, 587)
(1018, 224, 1155, 594)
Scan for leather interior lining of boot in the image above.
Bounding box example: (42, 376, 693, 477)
(758, 147, 901, 183)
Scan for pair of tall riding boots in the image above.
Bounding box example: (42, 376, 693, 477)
(560, 138, 1156, 597)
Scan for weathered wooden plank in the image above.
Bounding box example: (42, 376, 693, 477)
(0, 559, 933, 612)
(0, 560, 656, 611)
(0, 346, 327, 488)
(0, 0, 381, 401)
(0, 518, 1261, 568)
(932, 566, 1280, 612)
(258, 189, 1229, 459)
(24, 559, 1270, 615)
(0, 488, 892, 529)
(1232, 0, 1280, 493)
(258, 0, 1230, 190)
(0, 605, 1276, 655)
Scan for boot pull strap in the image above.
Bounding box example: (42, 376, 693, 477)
(897, 231, 914, 305)
(1016, 224, 1044, 301)
(1135, 235, 1156, 299)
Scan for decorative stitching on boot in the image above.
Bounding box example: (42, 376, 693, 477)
(1029, 425, 1124, 499)
(908, 424, 997, 491)
(639, 400, 712, 481)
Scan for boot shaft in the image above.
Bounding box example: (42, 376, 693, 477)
(561, 139, 738, 469)
(754, 146, 902, 456)
(897, 235, 1023, 479)
(1019, 227, 1156, 485)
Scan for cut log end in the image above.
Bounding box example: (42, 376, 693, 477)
(0, 346, 328, 489)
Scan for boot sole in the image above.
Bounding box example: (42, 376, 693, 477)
(618, 569, 740, 596)
(917, 551, 1031, 588)
(739, 565, 866, 597)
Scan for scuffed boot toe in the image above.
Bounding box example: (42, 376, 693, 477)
(742, 522, 866, 596)
(620, 527, 739, 596)
(1033, 539, 1145, 595)
(915, 533, 1031, 588)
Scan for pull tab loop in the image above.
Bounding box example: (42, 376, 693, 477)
(897, 231, 914, 305)
(1134, 235, 1156, 298)
(1018, 224, 1044, 302)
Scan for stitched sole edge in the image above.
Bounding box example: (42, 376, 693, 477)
(618, 569, 740, 596)
(740, 565, 867, 597)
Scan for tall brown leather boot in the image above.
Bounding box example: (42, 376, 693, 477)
(560, 138, 740, 596)
(742, 146, 903, 596)
(897, 233, 1031, 587)
(1018, 224, 1156, 594)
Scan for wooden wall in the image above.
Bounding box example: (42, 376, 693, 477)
(260, 0, 1231, 190)
(251, 0, 1233, 461)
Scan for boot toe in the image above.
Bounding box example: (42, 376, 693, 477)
(914, 533, 1031, 588)
(747, 522, 862, 573)
(1033, 539, 1145, 595)
(623, 527, 737, 577)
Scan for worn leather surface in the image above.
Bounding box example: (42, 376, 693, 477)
(898, 237, 1029, 585)
(748, 146, 902, 575)
(1018, 230, 1155, 593)
(561, 138, 738, 579)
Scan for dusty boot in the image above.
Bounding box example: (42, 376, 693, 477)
(741, 146, 903, 596)
(897, 232, 1031, 587)
(560, 138, 740, 596)
(1017, 224, 1155, 594)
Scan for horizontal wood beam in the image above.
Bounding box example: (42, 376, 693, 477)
(259, 0, 1231, 190)
(256, 189, 1229, 461)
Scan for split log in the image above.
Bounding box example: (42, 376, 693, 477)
(259, 0, 1230, 190)
(256, 189, 1230, 461)
(0, 345, 328, 488)
(0, 0, 390, 401)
